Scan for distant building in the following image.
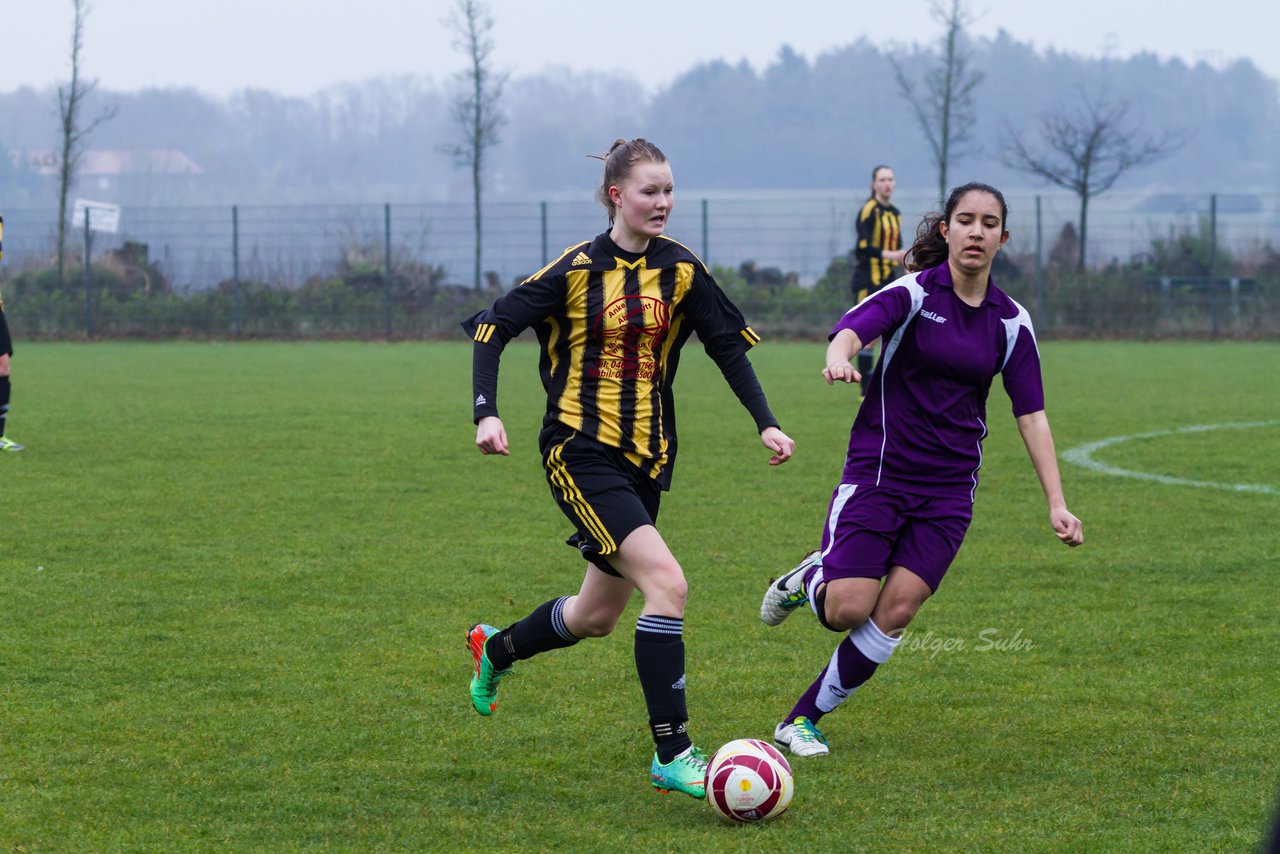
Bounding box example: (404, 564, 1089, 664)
(7, 148, 204, 193)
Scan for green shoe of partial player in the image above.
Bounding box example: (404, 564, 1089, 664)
(467, 622, 513, 716)
(0, 436, 24, 452)
(650, 746, 709, 799)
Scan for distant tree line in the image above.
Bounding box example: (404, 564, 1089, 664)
(0, 29, 1277, 208)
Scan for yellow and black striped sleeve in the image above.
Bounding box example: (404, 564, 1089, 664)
(460, 274, 566, 424)
(854, 199, 884, 262)
(684, 266, 777, 433)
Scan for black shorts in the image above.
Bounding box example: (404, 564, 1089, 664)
(851, 271, 881, 306)
(0, 310, 11, 357)
(540, 424, 661, 578)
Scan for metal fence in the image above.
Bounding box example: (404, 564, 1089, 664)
(1, 191, 1278, 339)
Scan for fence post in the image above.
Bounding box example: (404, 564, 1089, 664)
(540, 200, 548, 266)
(1035, 195, 1044, 326)
(82, 212, 92, 338)
(1209, 193, 1219, 338)
(384, 203, 393, 339)
(232, 205, 242, 337)
(701, 198, 709, 264)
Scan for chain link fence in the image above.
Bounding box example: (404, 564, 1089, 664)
(2, 191, 1277, 339)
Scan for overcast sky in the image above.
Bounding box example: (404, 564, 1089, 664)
(4, 0, 1278, 98)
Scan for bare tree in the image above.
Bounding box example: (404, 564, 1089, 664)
(1003, 93, 1184, 270)
(444, 0, 508, 291)
(890, 0, 984, 203)
(55, 0, 116, 285)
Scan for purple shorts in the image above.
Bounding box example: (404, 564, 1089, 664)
(817, 483, 972, 592)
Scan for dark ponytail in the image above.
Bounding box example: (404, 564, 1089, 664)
(907, 211, 948, 272)
(906, 182, 1009, 272)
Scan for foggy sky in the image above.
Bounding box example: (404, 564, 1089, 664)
(4, 0, 1278, 97)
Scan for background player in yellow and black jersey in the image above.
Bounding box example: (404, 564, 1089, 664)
(851, 165, 906, 397)
(0, 216, 24, 453)
(460, 139, 795, 800)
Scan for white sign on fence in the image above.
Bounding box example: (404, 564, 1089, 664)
(72, 199, 121, 234)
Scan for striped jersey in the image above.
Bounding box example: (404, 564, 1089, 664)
(831, 262, 1044, 501)
(0, 288, 10, 356)
(853, 197, 903, 292)
(463, 232, 776, 488)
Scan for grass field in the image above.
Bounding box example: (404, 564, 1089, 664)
(2, 340, 1278, 852)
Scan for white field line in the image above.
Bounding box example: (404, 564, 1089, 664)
(1061, 421, 1280, 496)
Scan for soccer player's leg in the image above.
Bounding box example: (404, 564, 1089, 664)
(0, 350, 20, 452)
(773, 486, 898, 755)
(763, 482, 868, 628)
(466, 432, 634, 717)
(778, 494, 969, 752)
(776, 567, 928, 753)
(775, 576, 888, 758)
(468, 563, 633, 717)
(608, 525, 708, 799)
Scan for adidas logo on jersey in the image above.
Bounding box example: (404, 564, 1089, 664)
(475, 394, 487, 406)
(571, 251, 591, 266)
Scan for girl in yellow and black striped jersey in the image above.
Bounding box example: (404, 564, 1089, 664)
(851, 165, 907, 397)
(460, 139, 795, 800)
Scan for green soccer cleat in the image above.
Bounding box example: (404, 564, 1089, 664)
(467, 623, 513, 716)
(0, 436, 24, 452)
(650, 746, 709, 799)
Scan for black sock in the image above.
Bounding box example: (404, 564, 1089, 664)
(857, 350, 873, 395)
(635, 615, 691, 763)
(0, 375, 9, 436)
(814, 586, 840, 633)
(486, 596, 580, 671)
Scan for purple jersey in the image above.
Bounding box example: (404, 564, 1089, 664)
(832, 262, 1044, 501)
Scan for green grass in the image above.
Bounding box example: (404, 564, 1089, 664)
(1, 340, 1278, 852)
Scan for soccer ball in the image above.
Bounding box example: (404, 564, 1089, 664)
(704, 738, 794, 823)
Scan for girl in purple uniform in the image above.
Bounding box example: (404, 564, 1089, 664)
(760, 182, 1084, 757)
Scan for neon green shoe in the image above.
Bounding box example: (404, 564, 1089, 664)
(0, 436, 24, 452)
(650, 746, 709, 799)
(467, 623, 513, 716)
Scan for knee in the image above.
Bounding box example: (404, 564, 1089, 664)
(872, 609, 913, 636)
(564, 595, 621, 639)
(822, 592, 872, 633)
(573, 608, 620, 638)
(871, 600, 922, 636)
(641, 562, 687, 614)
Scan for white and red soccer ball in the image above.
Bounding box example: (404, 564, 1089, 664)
(704, 738, 794, 823)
